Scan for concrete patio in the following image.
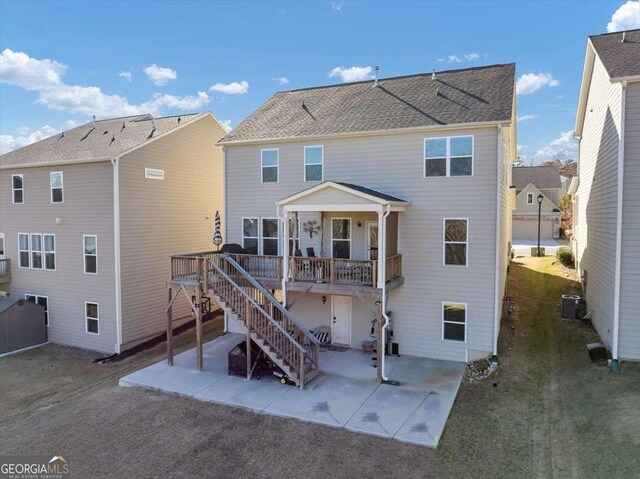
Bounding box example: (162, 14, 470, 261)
(512, 238, 568, 256)
(119, 333, 466, 447)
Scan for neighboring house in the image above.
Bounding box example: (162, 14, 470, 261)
(572, 29, 640, 367)
(511, 165, 563, 239)
(170, 64, 516, 386)
(0, 112, 227, 354)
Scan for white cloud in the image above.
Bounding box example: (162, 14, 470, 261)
(464, 53, 480, 61)
(0, 125, 59, 154)
(0, 48, 66, 90)
(119, 71, 132, 82)
(144, 64, 177, 86)
(517, 114, 538, 122)
(448, 55, 462, 63)
(209, 81, 249, 94)
(516, 72, 560, 95)
(607, 1, 640, 32)
(144, 91, 210, 112)
(273, 76, 290, 85)
(330, 1, 344, 11)
(329, 66, 373, 83)
(221, 119, 232, 132)
(63, 119, 83, 129)
(437, 53, 480, 64)
(534, 130, 578, 161)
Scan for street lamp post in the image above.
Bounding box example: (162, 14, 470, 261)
(537, 194, 544, 257)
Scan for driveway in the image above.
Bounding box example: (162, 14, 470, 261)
(512, 238, 568, 256)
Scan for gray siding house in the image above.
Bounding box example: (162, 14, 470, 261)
(210, 63, 516, 373)
(511, 165, 563, 239)
(572, 29, 640, 367)
(0, 112, 226, 353)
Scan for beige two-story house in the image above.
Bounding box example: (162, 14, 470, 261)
(0, 112, 226, 354)
(572, 29, 640, 368)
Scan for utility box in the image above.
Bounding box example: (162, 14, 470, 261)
(561, 294, 581, 320)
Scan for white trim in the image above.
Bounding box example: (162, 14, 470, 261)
(423, 135, 474, 178)
(442, 301, 467, 343)
(331, 295, 352, 347)
(443, 218, 469, 267)
(18, 233, 29, 268)
(330, 217, 352, 259)
(111, 158, 123, 353)
(278, 181, 409, 208)
(43, 233, 56, 271)
(1, 157, 111, 170)
(283, 204, 406, 213)
(85, 301, 100, 335)
(242, 217, 259, 254)
(50, 171, 64, 204)
(25, 293, 49, 327)
(260, 148, 279, 184)
(30, 233, 43, 270)
(303, 145, 324, 182)
(144, 168, 165, 180)
(11, 174, 24, 204)
(83, 235, 98, 275)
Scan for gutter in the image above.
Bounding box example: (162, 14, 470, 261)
(0, 157, 112, 170)
(611, 80, 627, 372)
(110, 157, 123, 353)
(492, 124, 503, 361)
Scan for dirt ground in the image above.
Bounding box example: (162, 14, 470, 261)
(1, 257, 639, 478)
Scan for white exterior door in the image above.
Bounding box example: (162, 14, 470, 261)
(331, 296, 351, 346)
(366, 222, 378, 260)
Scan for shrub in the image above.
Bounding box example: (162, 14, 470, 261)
(556, 247, 574, 267)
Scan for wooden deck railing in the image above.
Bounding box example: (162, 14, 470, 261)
(0, 259, 10, 284)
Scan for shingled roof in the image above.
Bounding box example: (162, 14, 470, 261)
(590, 29, 640, 79)
(512, 165, 562, 191)
(221, 63, 515, 144)
(0, 113, 204, 168)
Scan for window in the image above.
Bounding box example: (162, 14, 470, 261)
(12, 174, 24, 204)
(31, 234, 43, 269)
(84, 235, 97, 274)
(304, 146, 323, 182)
(85, 302, 99, 335)
(262, 219, 279, 256)
(287, 217, 300, 256)
(424, 136, 473, 177)
(527, 193, 534, 204)
(443, 302, 466, 342)
(50, 172, 63, 203)
(242, 218, 259, 255)
(261, 149, 279, 183)
(444, 219, 468, 266)
(331, 218, 351, 259)
(25, 294, 49, 326)
(44, 234, 55, 270)
(18, 233, 29, 268)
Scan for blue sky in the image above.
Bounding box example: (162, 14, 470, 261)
(1, 0, 639, 160)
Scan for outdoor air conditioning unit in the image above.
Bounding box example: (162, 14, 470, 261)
(561, 294, 581, 320)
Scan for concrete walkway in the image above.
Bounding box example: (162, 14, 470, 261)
(512, 238, 568, 256)
(120, 333, 465, 447)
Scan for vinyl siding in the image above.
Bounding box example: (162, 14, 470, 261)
(497, 126, 513, 344)
(225, 125, 505, 361)
(619, 81, 640, 360)
(0, 162, 117, 353)
(118, 115, 226, 347)
(575, 54, 622, 350)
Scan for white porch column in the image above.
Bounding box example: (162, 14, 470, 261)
(282, 210, 290, 305)
(377, 207, 385, 289)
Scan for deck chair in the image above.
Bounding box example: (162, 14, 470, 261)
(306, 247, 316, 257)
(312, 325, 331, 348)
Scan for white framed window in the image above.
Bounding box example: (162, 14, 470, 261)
(262, 218, 279, 256)
(331, 218, 351, 259)
(261, 149, 279, 183)
(85, 302, 99, 335)
(18, 233, 30, 268)
(83, 235, 97, 274)
(287, 217, 301, 256)
(424, 136, 473, 177)
(527, 192, 534, 204)
(25, 294, 49, 327)
(44, 234, 56, 271)
(443, 219, 468, 266)
(442, 302, 466, 342)
(50, 171, 63, 203)
(242, 218, 259, 255)
(12, 174, 24, 204)
(304, 145, 323, 182)
(30, 234, 43, 269)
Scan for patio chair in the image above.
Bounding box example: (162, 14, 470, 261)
(312, 325, 331, 347)
(306, 247, 316, 258)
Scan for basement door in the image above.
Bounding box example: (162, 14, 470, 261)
(331, 295, 352, 346)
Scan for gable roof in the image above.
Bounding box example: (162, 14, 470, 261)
(278, 181, 408, 208)
(512, 165, 561, 190)
(336, 183, 407, 203)
(516, 183, 561, 211)
(0, 113, 205, 168)
(590, 29, 640, 79)
(221, 63, 515, 144)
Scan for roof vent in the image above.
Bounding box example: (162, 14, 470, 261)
(621, 32, 627, 43)
(177, 116, 181, 123)
(151, 118, 157, 135)
(92, 115, 96, 129)
(432, 69, 436, 81)
(373, 66, 379, 87)
(121, 121, 126, 131)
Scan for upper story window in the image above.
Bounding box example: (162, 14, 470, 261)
(18, 233, 55, 270)
(527, 193, 534, 204)
(84, 235, 98, 274)
(18, 234, 30, 268)
(261, 149, 279, 183)
(50, 172, 63, 203)
(12, 174, 24, 204)
(44, 234, 56, 270)
(31, 234, 43, 269)
(304, 146, 323, 182)
(424, 136, 473, 177)
(444, 219, 468, 266)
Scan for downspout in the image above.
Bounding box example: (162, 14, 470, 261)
(278, 204, 288, 307)
(221, 145, 228, 333)
(111, 157, 123, 353)
(611, 80, 627, 373)
(491, 123, 503, 362)
(380, 203, 392, 382)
